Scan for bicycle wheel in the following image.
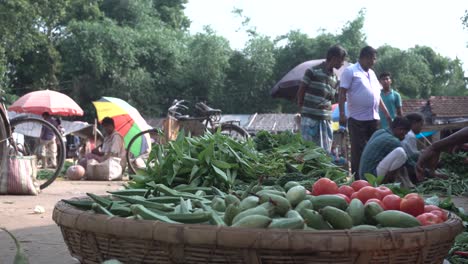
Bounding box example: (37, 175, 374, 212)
(9, 117, 66, 190)
(0, 112, 8, 178)
(126, 128, 163, 175)
(218, 123, 250, 140)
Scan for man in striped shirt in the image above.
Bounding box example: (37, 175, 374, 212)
(297, 45, 347, 153)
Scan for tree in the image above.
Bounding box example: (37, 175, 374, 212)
(411, 45, 466, 96)
(152, 0, 190, 30)
(375, 45, 467, 98)
(100, 0, 154, 27)
(59, 17, 187, 117)
(184, 27, 231, 103)
(222, 35, 277, 113)
(462, 10, 468, 28)
(337, 9, 367, 61)
(375, 46, 433, 98)
(273, 31, 337, 79)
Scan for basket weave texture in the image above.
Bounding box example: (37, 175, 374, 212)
(53, 197, 464, 264)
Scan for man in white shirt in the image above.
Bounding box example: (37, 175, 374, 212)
(338, 46, 391, 179)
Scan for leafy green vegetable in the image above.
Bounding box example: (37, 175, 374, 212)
(441, 152, 468, 176)
(130, 130, 347, 191)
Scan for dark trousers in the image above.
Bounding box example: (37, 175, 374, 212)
(348, 117, 379, 180)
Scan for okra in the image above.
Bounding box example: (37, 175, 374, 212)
(109, 203, 132, 217)
(130, 204, 179, 223)
(166, 212, 212, 224)
(194, 190, 206, 197)
(211, 187, 226, 198)
(92, 203, 114, 217)
(175, 186, 213, 194)
(62, 199, 94, 210)
(87, 193, 112, 207)
(193, 200, 226, 226)
(241, 182, 257, 200)
(113, 194, 173, 212)
(154, 184, 209, 201)
(177, 197, 189, 214)
(146, 196, 181, 204)
(107, 189, 149, 196)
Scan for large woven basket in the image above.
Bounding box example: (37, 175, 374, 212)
(53, 197, 464, 264)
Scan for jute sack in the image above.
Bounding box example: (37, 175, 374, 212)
(86, 157, 122, 181)
(0, 155, 40, 195)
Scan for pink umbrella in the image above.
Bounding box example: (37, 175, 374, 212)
(9, 90, 84, 116)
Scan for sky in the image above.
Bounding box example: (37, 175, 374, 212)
(185, 0, 468, 75)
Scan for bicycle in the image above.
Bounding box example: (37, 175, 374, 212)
(126, 100, 250, 174)
(0, 97, 65, 190)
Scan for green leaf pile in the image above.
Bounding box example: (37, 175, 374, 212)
(128, 130, 347, 191)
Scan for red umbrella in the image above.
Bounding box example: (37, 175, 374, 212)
(9, 90, 84, 116)
(270, 59, 349, 101)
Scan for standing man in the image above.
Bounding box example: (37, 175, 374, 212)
(379, 72, 403, 129)
(40, 112, 59, 168)
(297, 45, 347, 153)
(338, 46, 392, 179)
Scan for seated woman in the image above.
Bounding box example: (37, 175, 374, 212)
(359, 116, 412, 186)
(79, 117, 126, 170)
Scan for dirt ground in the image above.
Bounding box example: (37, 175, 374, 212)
(1, 180, 468, 264)
(0, 180, 124, 264)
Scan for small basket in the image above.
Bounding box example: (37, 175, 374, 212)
(53, 197, 463, 264)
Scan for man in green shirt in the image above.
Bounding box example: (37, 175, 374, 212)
(297, 45, 347, 153)
(379, 72, 402, 129)
(359, 116, 411, 182)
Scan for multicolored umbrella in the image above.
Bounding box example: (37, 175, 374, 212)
(9, 90, 83, 116)
(92, 97, 152, 157)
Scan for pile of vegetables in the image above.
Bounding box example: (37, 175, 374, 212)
(423, 195, 468, 263)
(414, 152, 468, 196)
(64, 178, 449, 230)
(253, 131, 347, 183)
(440, 152, 468, 176)
(127, 131, 347, 191)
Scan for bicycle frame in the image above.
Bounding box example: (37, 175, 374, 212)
(0, 100, 12, 144)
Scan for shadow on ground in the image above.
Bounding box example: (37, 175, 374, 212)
(0, 180, 124, 264)
(0, 224, 79, 264)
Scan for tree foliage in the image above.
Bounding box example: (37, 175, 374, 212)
(0, 3, 466, 121)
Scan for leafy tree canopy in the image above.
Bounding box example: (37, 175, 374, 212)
(0, 3, 466, 122)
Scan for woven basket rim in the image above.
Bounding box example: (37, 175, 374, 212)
(53, 196, 464, 251)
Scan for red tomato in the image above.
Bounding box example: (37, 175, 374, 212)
(305, 190, 313, 195)
(365, 198, 385, 209)
(417, 213, 442, 226)
(375, 186, 393, 198)
(338, 185, 355, 198)
(400, 196, 425, 217)
(424, 205, 441, 213)
(404, 193, 421, 199)
(382, 194, 402, 211)
(430, 210, 448, 222)
(351, 180, 371, 192)
(350, 192, 358, 200)
(312, 178, 338, 195)
(334, 193, 351, 204)
(356, 186, 381, 203)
